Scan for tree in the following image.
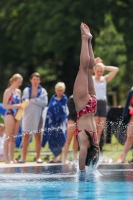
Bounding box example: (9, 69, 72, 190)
(94, 14, 127, 105)
(111, 0, 133, 97)
(0, 0, 110, 100)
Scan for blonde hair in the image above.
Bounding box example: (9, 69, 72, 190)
(8, 74, 23, 88)
(55, 82, 66, 90)
(94, 62, 105, 69)
(0, 123, 5, 130)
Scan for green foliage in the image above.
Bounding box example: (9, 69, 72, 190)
(0, 0, 132, 104)
(111, 0, 133, 97)
(0, 0, 109, 100)
(94, 14, 127, 105)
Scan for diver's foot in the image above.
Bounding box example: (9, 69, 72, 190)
(80, 22, 92, 39)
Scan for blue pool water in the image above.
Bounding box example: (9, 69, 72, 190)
(0, 164, 133, 200)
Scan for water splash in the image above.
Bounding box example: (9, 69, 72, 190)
(4, 117, 128, 143)
(4, 118, 130, 166)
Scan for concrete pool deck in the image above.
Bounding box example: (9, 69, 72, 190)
(0, 161, 133, 168)
(0, 162, 133, 181)
(0, 162, 64, 168)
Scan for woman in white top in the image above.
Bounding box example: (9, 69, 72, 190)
(93, 58, 119, 143)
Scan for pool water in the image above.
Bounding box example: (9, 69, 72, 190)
(0, 164, 133, 200)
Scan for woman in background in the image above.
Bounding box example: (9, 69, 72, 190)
(42, 82, 68, 163)
(3, 74, 23, 163)
(93, 58, 119, 144)
(117, 87, 133, 163)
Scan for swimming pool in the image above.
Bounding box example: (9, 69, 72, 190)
(0, 164, 133, 200)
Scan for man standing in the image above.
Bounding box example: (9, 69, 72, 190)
(19, 72, 48, 163)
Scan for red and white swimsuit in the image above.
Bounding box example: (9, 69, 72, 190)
(129, 95, 133, 115)
(76, 96, 97, 142)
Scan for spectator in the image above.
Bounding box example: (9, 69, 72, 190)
(117, 87, 133, 163)
(62, 95, 78, 163)
(0, 123, 6, 161)
(93, 58, 119, 144)
(42, 82, 68, 163)
(3, 74, 23, 163)
(18, 72, 48, 163)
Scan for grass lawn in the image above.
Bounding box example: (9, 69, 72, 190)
(102, 134, 133, 163)
(14, 139, 51, 162)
